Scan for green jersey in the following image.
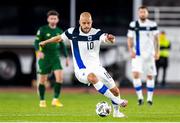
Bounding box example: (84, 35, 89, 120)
(34, 25, 68, 74)
(34, 25, 68, 57)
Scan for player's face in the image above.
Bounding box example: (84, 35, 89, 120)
(138, 8, 149, 21)
(79, 17, 92, 33)
(47, 15, 59, 27)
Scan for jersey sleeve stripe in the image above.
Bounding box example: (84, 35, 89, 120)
(93, 30, 104, 40)
(65, 30, 72, 39)
(128, 26, 158, 31)
(128, 26, 135, 31)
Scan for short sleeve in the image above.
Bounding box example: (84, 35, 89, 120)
(35, 28, 43, 41)
(127, 22, 135, 38)
(99, 33, 107, 43)
(61, 32, 69, 42)
(61, 28, 73, 42)
(34, 27, 43, 51)
(152, 22, 159, 36)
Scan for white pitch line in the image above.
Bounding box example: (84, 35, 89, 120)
(0, 112, 179, 117)
(0, 113, 94, 117)
(1, 121, 180, 123)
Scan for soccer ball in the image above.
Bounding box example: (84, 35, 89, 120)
(96, 101, 111, 117)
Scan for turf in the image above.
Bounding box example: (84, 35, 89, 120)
(0, 89, 180, 122)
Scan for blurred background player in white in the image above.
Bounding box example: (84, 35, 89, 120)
(127, 6, 160, 106)
(40, 12, 128, 118)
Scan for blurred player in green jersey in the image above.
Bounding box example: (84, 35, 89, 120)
(34, 10, 69, 108)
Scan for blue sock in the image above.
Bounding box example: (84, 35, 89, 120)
(93, 81, 122, 105)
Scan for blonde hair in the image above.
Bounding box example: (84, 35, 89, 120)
(80, 12, 92, 20)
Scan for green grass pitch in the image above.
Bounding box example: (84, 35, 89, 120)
(0, 89, 180, 122)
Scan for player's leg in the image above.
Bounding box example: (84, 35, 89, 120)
(132, 71, 143, 105)
(87, 73, 127, 107)
(38, 74, 48, 107)
(146, 58, 156, 105)
(52, 70, 64, 107)
(146, 75, 155, 105)
(131, 57, 144, 105)
(96, 67, 126, 117)
(37, 59, 50, 107)
(110, 87, 126, 118)
(51, 58, 64, 107)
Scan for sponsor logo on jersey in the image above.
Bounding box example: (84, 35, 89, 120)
(46, 33, 51, 37)
(72, 36, 77, 39)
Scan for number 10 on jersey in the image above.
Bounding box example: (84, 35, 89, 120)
(87, 42, 94, 50)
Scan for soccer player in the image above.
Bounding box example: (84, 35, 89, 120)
(127, 6, 160, 105)
(39, 12, 128, 118)
(34, 10, 69, 108)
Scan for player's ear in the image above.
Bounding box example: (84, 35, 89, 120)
(47, 17, 49, 23)
(146, 11, 149, 17)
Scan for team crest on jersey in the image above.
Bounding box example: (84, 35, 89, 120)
(135, 27, 139, 31)
(37, 30, 40, 35)
(46, 33, 51, 37)
(146, 27, 150, 30)
(88, 36, 92, 41)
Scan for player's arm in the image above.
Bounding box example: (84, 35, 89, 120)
(153, 22, 160, 60)
(34, 28, 44, 59)
(154, 34, 160, 60)
(34, 29, 42, 51)
(39, 35, 63, 47)
(127, 22, 136, 58)
(127, 37, 136, 58)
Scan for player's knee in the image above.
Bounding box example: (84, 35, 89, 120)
(39, 75, 47, 84)
(54, 70, 63, 82)
(39, 78, 45, 83)
(110, 87, 120, 96)
(133, 72, 140, 79)
(55, 77, 63, 83)
(147, 75, 153, 80)
(87, 73, 98, 84)
(56, 81, 63, 84)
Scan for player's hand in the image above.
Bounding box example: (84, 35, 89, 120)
(155, 52, 160, 60)
(65, 57, 70, 67)
(130, 50, 136, 59)
(36, 51, 44, 59)
(106, 34, 115, 43)
(39, 41, 46, 47)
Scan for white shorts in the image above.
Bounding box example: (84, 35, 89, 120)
(131, 56, 157, 76)
(75, 66, 116, 89)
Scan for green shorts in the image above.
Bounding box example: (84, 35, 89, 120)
(37, 56, 63, 74)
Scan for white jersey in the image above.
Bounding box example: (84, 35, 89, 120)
(61, 27, 107, 72)
(127, 19, 159, 58)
